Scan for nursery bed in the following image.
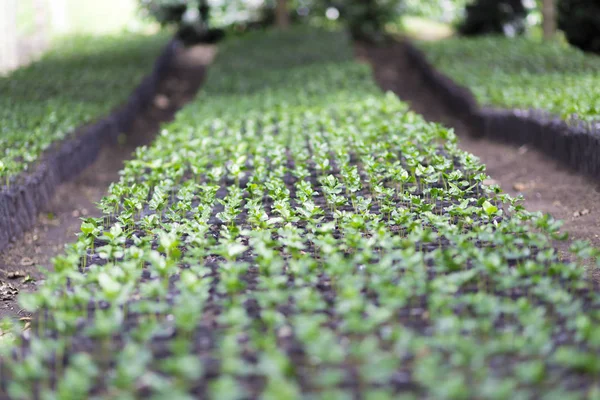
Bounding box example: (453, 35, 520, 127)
(0, 34, 172, 180)
(415, 37, 600, 123)
(0, 44, 215, 320)
(356, 41, 600, 254)
(0, 35, 178, 253)
(1, 29, 600, 399)
(404, 38, 600, 183)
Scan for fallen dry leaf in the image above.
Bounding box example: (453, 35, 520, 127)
(513, 182, 528, 192)
(20, 257, 34, 266)
(154, 94, 170, 109)
(0, 281, 18, 301)
(517, 145, 528, 155)
(7, 271, 26, 279)
(574, 209, 590, 218)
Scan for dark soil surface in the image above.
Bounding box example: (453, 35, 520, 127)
(0, 45, 216, 320)
(356, 41, 600, 274)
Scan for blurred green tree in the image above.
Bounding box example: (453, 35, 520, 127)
(138, 0, 403, 43)
(458, 0, 529, 36)
(558, 0, 600, 53)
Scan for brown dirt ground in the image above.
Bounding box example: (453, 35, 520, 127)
(0, 44, 216, 320)
(356, 41, 600, 277)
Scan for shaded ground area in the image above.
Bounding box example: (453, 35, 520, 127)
(0, 44, 215, 319)
(356, 41, 600, 263)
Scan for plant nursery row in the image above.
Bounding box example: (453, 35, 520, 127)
(2, 29, 600, 399)
(0, 33, 169, 182)
(417, 37, 600, 123)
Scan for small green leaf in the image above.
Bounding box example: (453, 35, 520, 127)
(98, 272, 121, 300)
(482, 200, 498, 216)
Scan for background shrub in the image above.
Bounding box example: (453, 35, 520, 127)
(334, 0, 403, 42)
(138, 0, 224, 44)
(138, 0, 403, 43)
(458, 0, 529, 36)
(558, 0, 600, 54)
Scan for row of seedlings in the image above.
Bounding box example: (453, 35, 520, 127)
(0, 33, 169, 182)
(1, 29, 600, 399)
(416, 37, 600, 123)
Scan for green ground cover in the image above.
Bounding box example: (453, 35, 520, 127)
(1, 28, 600, 399)
(0, 33, 168, 183)
(417, 37, 600, 122)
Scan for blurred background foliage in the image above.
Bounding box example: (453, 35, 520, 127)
(11, 0, 598, 49)
(3, 0, 151, 74)
(16, 0, 147, 36)
(137, 0, 404, 42)
(134, 0, 586, 46)
(7, 0, 600, 70)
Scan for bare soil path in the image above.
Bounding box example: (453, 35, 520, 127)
(0, 44, 216, 320)
(356, 41, 600, 267)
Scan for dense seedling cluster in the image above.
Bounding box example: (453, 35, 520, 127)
(2, 29, 600, 399)
(0, 33, 168, 181)
(418, 37, 600, 122)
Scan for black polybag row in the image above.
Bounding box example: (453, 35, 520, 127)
(404, 42, 600, 181)
(0, 39, 181, 253)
